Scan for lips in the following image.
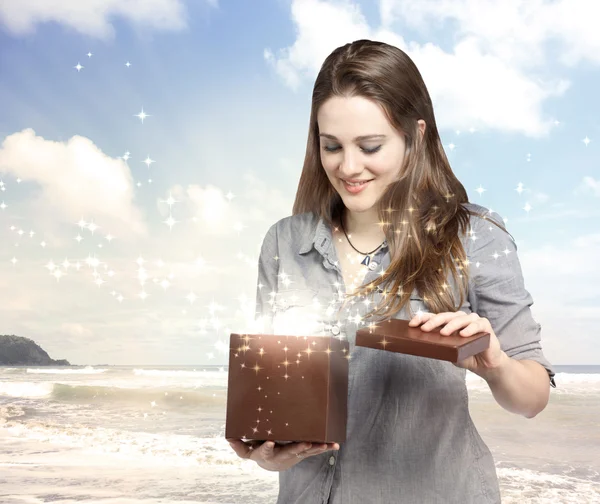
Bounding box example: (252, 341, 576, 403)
(341, 178, 372, 194)
(341, 179, 373, 185)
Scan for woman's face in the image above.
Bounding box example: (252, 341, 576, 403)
(317, 95, 420, 215)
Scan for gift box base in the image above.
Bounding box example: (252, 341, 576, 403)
(225, 333, 349, 444)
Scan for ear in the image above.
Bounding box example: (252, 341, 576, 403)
(417, 119, 426, 139)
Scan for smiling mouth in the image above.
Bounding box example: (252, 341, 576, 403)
(341, 179, 373, 186)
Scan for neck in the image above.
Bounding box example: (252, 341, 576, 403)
(341, 208, 385, 242)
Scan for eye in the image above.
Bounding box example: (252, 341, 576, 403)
(322, 145, 382, 154)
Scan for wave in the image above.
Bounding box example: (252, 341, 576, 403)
(466, 370, 600, 394)
(132, 368, 226, 378)
(51, 383, 226, 408)
(549, 372, 600, 383)
(130, 368, 228, 387)
(26, 366, 108, 375)
(0, 403, 26, 421)
(0, 381, 226, 408)
(0, 418, 244, 469)
(0, 381, 54, 398)
(1, 415, 599, 501)
(497, 465, 600, 503)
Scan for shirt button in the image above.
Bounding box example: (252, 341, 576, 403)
(329, 455, 335, 465)
(331, 326, 340, 336)
(368, 261, 378, 271)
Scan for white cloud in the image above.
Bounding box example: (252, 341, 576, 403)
(60, 322, 95, 340)
(162, 172, 293, 235)
(532, 191, 550, 204)
(264, 0, 580, 136)
(0, 128, 147, 238)
(264, 0, 373, 90)
(381, 0, 600, 67)
(518, 234, 600, 364)
(577, 176, 600, 197)
(0, 0, 196, 39)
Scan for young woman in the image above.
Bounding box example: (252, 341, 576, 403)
(228, 39, 555, 504)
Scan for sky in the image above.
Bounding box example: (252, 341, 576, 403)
(0, 0, 598, 366)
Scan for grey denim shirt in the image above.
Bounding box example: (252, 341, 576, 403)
(254, 202, 556, 504)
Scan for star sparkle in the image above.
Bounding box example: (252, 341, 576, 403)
(135, 107, 151, 124)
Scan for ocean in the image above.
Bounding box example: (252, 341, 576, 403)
(1, 364, 599, 504)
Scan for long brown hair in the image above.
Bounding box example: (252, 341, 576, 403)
(292, 39, 511, 321)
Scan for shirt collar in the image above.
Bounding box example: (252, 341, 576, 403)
(298, 213, 388, 256)
(298, 214, 329, 255)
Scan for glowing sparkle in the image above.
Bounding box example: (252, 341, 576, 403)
(87, 221, 99, 235)
(135, 107, 151, 124)
(161, 193, 178, 207)
(74, 62, 84, 72)
(163, 214, 178, 231)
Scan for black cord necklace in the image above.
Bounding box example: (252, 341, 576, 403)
(339, 216, 385, 267)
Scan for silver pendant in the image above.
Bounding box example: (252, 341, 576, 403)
(361, 255, 370, 266)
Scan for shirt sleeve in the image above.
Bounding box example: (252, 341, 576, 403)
(254, 223, 279, 335)
(466, 208, 557, 388)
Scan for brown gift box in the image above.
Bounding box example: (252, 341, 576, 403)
(225, 333, 349, 444)
(356, 318, 490, 363)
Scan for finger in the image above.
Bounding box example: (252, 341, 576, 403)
(277, 442, 311, 459)
(408, 312, 432, 326)
(227, 439, 253, 458)
(258, 441, 276, 460)
(301, 441, 340, 457)
(301, 443, 329, 456)
(439, 313, 479, 335)
(458, 318, 489, 336)
(420, 311, 467, 331)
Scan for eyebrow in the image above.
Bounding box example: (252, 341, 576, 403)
(319, 133, 386, 141)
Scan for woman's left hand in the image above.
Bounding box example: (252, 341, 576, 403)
(408, 311, 505, 377)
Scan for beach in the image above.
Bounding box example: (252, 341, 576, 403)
(1, 365, 599, 503)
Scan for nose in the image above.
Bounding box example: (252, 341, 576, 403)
(338, 150, 363, 178)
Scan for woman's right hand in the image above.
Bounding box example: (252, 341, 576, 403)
(227, 438, 340, 472)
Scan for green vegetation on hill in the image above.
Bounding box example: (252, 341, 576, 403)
(0, 335, 70, 366)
